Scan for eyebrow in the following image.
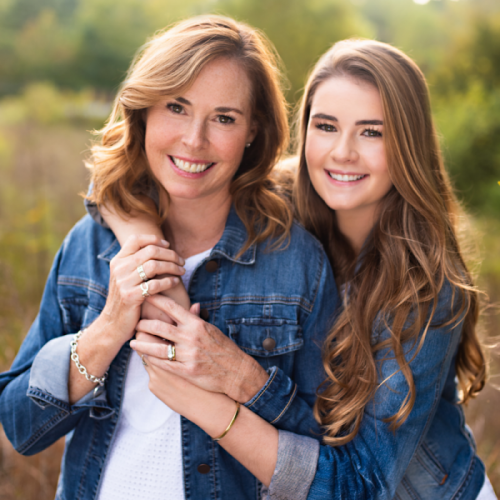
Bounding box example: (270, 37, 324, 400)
(311, 113, 383, 126)
(174, 97, 244, 116)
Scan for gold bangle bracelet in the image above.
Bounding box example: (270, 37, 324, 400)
(213, 401, 241, 442)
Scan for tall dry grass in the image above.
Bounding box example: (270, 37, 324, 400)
(0, 119, 498, 498)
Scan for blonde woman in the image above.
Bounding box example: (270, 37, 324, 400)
(0, 17, 336, 500)
(123, 40, 494, 499)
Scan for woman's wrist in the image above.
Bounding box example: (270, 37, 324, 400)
(227, 356, 270, 403)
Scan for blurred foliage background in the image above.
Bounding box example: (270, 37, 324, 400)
(0, 0, 499, 498)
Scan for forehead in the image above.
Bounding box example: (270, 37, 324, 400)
(182, 57, 253, 113)
(311, 76, 383, 119)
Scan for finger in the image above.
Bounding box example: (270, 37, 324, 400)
(136, 319, 179, 342)
(141, 261, 186, 280)
(145, 295, 196, 325)
(135, 331, 165, 344)
(137, 277, 180, 299)
(131, 339, 180, 361)
(190, 303, 201, 316)
(134, 245, 185, 268)
(119, 234, 170, 258)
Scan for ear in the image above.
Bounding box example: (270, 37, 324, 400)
(247, 119, 258, 145)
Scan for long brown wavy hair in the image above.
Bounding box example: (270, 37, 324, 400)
(293, 39, 486, 446)
(86, 15, 292, 252)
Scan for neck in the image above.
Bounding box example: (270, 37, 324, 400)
(336, 206, 377, 256)
(161, 191, 232, 259)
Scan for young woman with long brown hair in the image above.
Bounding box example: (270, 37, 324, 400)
(108, 39, 495, 498)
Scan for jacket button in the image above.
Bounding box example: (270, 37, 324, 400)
(197, 463, 211, 474)
(205, 260, 218, 273)
(200, 308, 210, 321)
(262, 337, 276, 351)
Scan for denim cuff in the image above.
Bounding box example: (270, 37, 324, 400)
(262, 430, 319, 500)
(244, 366, 297, 424)
(28, 335, 112, 416)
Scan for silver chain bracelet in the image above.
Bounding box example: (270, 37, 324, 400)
(70, 330, 108, 386)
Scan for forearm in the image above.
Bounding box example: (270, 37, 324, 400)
(100, 202, 190, 309)
(177, 386, 278, 486)
(67, 315, 123, 403)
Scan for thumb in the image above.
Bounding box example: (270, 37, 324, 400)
(190, 303, 201, 316)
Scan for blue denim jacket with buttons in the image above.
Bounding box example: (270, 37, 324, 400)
(264, 280, 486, 500)
(0, 207, 337, 500)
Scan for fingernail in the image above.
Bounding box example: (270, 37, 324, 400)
(161, 239, 169, 247)
(179, 257, 185, 265)
(172, 277, 179, 284)
(178, 266, 185, 274)
(130, 340, 136, 349)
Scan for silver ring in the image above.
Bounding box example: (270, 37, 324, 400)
(167, 344, 176, 361)
(141, 354, 148, 366)
(137, 264, 148, 282)
(140, 282, 150, 297)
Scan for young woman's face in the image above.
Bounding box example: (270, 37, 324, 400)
(305, 76, 393, 223)
(145, 57, 257, 204)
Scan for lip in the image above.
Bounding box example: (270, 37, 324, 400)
(168, 155, 216, 179)
(324, 169, 368, 185)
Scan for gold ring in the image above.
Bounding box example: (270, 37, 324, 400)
(141, 354, 148, 366)
(167, 344, 176, 361)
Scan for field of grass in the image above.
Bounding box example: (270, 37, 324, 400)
(0, 121, 498, 498)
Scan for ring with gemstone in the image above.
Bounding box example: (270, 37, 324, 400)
(137, 264, 148, 282)
(167, 344, 176, 361)
(140, 282, 150, 297)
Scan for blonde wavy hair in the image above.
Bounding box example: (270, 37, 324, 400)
(293, 39, 486, 446)
(86, 15, 292, 251)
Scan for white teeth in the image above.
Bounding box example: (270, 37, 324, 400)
(172, 156, 213, 173)
(328, 172, 366, 182)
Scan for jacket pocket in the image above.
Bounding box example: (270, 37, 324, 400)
(226, 318, 303, 372)
(58, 278, 106, 333)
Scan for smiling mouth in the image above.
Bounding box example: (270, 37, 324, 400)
(327, 172, 367, 182)
(170, 156, 215, 174)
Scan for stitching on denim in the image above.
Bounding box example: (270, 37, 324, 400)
(18, 410, 69, 454)
(57, 276, 108, 298)
(247, 369, 278, 409)
(202, 296, 313, 312)
(453, 455, 478, 499)
(270, 384, 297, 424)
(237, 340, 303, 357)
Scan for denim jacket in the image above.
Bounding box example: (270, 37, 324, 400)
(265, 281, 486, 500)
(0, 207, 337, 500)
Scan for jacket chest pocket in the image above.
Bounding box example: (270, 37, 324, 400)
(58, 281, 107, 333)
(226, 318, 303, 372)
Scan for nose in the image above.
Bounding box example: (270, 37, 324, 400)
(331, 133, 358, 164)
(182, 119, 208, 151)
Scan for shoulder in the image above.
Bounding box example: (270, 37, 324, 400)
(58, 215, 119, 274)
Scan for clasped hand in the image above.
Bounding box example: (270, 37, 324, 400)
(130, 295, 269, 404)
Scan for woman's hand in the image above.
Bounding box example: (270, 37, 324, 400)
(101, 234, 185, 344)
(130, 295, 269, 403)
(68, 235, 184, 403)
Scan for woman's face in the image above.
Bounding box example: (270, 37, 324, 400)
(305, 76, 393, 224)
(145, 57, 257, 204)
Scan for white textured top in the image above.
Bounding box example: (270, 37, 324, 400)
(97, 248, 213, 500)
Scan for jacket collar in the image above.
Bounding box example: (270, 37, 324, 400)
(97, 205, 256, 265)
(211, 205, 256, 265)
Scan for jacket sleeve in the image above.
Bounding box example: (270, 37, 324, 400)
(265, 285, 464, 500)
(245, 250, 338, 438)
(0, 244, 113, 456)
